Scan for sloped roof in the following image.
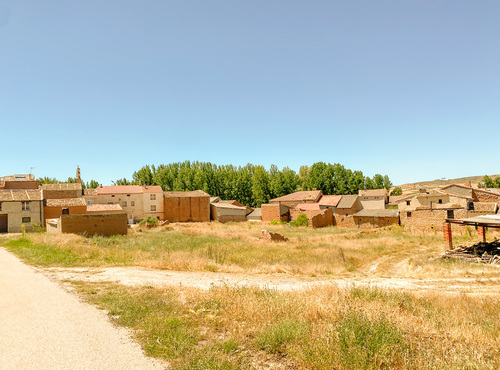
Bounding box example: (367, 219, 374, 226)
(388, 195, 407, 205)
(0, 189, 42, 201)
(211, 202, 247, 210)
(318, 195, 342, 207)
(247, 208, 262, 217)
(87, 204, 123, 212)
(84, 188, 98, 196)
(41, 183, 82, 191)
(96, 185, 163, 195)
(354, 209, 399, 218)
(440, 184, 473, 198)
(358, 189, 388, 197)
(336, 195, 358, 209)
(45, 198, 86, 207)
(1, 174, 36, 181)
(295, 203, 322, 211)
(416, 189, 449, 198)
(164, 190, 209, 197)
(270, 190, 322, 203)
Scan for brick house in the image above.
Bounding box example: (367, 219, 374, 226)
(41, 183, 83, 199)
(164, 190, 210, 222)
(43, 198, 87, 227)
(269, 190, 323, 207)
(0, 174, 40, 190)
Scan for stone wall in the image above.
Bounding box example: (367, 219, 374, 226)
(43, 190, 82, 199)
(400, 208, 467, 232)
(44, 205, 87, 226)
(60, 213, 128, 236)
(334, 214, 356, 228)
(353, 216, 400, 228)
(310, 208, 334, 228)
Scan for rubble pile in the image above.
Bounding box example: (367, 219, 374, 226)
(441, 240, 500, 264)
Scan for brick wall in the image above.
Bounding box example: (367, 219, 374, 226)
(164, 196, 210, 222)
(43, 190, 82, 199)
(474, 190, 500, 203)
(216, 215, 247, 223)
(60, 213, 128, 236)
(44, 205, 87, 226)
(261, 204, 289, 222)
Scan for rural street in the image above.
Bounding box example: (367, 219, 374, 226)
(0, 248, 167, 370)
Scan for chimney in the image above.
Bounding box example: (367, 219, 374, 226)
(76, 166, 81, 183)
(465, 181, 472, 188)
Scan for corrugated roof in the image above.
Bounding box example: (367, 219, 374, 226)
(318, 195, 342, 207)
(96, 185, 163, 195)
(45, 198, 86, 207)
(164, 190, 210, 197)
(295, 203, 322, 211)
(354, 209, 399, 218)
(0, 189, 42, 201)
(336, 195, 358, 209)
(41, 183, 82, 191)
(270, 190, 322, 203)
(87, 204, 123, 212)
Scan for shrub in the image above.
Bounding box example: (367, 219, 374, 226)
(290, 213, 309, 227)
(269, 220, 287, 225)
(255, 320, 305, 354)
(139, 217, 159, 227)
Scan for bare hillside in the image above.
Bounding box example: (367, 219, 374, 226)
(398, 174, 500, 190)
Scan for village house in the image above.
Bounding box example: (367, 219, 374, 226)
(358, 188, 388, 210)
(210, 197, 248, 222)
(0, 174, 40, 190)
(353, 209, 400, 228)
(0, 189, 44, 233)
(41, 183, 83, 199)
(164, 190, 210, 222)
(85, 185, 164, 224)
(246, 208, 262, 222)
(317, 195, 342, 210)
(43, 198, 87, 227)
(334, 195, 360, 227)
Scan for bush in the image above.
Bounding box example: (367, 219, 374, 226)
(139, 217, 159, 227)
(255, 320, 305, 354)
(269, 220, 287, 225)
(290, 213, 309, 227)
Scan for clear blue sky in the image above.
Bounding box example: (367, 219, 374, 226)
(1, 1, 499, 186)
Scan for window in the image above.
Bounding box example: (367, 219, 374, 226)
(22, 202, 30, 211)
(131, 201, 135, 207)
(447, 210, 455, 219)
(438, 199, 443, 204)
(122, 201, 127, 207)
(406, 201, 410, 206)
(62, 208, 69, 215)
(150, 194, 156, 201)
(22, 217, 31, 223)
(111, 195, 115, 197)
(87, 201, 92, 206)
(0, 202, 2, 211)
(467, 202, 474, 211)
(151, 205, 156, 211)
(407, 212, 412, 218)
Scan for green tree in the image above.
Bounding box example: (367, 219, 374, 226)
(37, 177, 59, 184)
(390, 187, 402, 196)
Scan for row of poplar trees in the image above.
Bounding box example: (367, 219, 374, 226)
(115, 161, 392, 208)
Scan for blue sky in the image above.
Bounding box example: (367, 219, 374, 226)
(1, 1, 499, 186)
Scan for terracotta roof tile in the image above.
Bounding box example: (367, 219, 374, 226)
(96, 185, 163, 195)
(164, 190, 209, 197)
(294, 203, 322, 211)
(41, 183, 82, 191)
(270, 190, 322, 203)
(0, 189, 42, 201)
(45, 198, 86, 207)
(87, 204, 124, 212)
(318, 195, 342, 207)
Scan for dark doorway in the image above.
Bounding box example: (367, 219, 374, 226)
(0, 214, 7, 233)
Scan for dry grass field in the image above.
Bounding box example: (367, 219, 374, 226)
(3, 222, 500, 368)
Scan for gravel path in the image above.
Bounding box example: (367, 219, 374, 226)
(0, 248, 168, 370)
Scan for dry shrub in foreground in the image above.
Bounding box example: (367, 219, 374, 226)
(75, 283, 500, 369)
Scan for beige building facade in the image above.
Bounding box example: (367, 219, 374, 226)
(0, 190, 43, 233)
(85, 185, 164, 223)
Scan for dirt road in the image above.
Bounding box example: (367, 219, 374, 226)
(0, 248, 167, 369)
(42, 265, 500, 296)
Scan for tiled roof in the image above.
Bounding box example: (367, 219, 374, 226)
(336, 195, 358, 209)
(388, 195, 407, 205)
(0, 174, 36, 181)
(270, 190, 322, 203)
(247, 208, 262, 217)
(358, 189, 388, 197)
(87, 204, 124, 212)
(96, 185, 163, 195)
(45, 198, 86, 207)
(84, 188, 98, 196)
(210, 197, 221, 203)
(211, 202, 247, 210)
(0, 189, 42, 201)
(41, 183, 82, 191)
(164, 190, 210, 197)
(416, 189, 448, 198)
(318, 195, 342, 207)
(354, 209, 399, 218)
(294, 203, 322, 211)
(440, 184, 473, 198)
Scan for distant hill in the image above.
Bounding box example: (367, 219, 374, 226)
(398, 174, 500, 191)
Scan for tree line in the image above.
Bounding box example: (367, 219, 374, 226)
(116, 161, 392, 207)
(482, 175, 500, 188)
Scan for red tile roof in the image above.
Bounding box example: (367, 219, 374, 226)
(270, 190, 322, 203)
(294, 203, 322, 211)
(96, 185, 163, 195)
(318, 195, 342, 207)
(87, 204, 124, 212)
(45, 198, 86, 207)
